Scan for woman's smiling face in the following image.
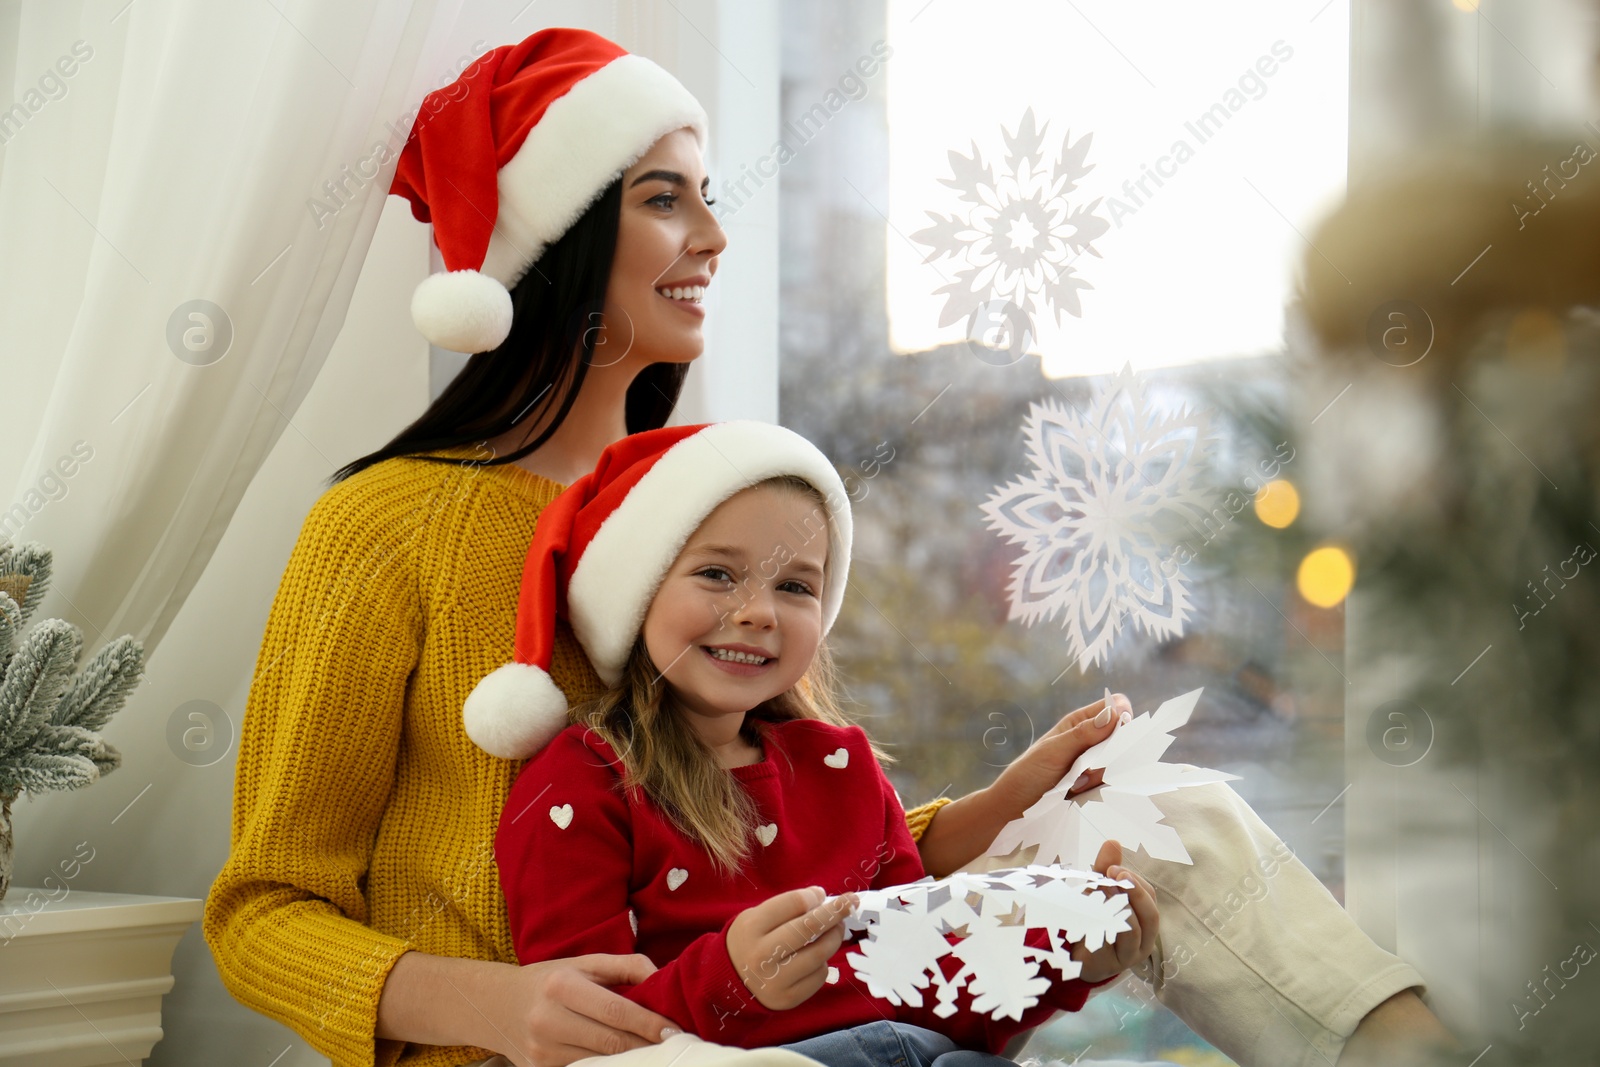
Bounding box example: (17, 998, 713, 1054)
(601, 127, 727, 371)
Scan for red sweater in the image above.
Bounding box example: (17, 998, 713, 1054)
(496, 718, 1104, 1051)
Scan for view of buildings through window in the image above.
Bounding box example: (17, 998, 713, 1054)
(777, 2, 1351, 1060)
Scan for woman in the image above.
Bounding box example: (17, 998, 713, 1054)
(203, 26, 1452, 1067)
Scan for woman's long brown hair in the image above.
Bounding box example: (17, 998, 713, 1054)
(331, 177, 688, 484)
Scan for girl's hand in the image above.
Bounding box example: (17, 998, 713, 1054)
(726, 886, 858, 1010)
(1073, 839, 1160, 985)
(992, 692, 1132, 817)
(493, 953, 680, 1067)
(915, 693, 1132, 878)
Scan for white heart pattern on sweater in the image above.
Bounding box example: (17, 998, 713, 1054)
(826, 966, 840, 984)
(549, 804, 573, 829)
(757, 823, 778, 846)
(667, 868, 688, 890)
(824, 748, 849, 769)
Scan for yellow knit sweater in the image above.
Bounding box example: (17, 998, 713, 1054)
(203, 448, 954, 1067)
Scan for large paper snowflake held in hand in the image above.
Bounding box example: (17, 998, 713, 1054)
(911, 108, 1109, 335)
(839, 866, 1133, 1022)
(981, 367, 1214, 672)
(986, 688, 1239, 869)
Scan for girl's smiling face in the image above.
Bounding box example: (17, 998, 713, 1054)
(642, 483, 829, 741)
(604, 127, 727, 371)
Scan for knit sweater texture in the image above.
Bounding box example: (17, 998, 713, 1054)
(202, 449, 954, 1067)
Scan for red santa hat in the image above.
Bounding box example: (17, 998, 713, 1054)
(464, 421, 854, 760)
(388, 28, 708, 354)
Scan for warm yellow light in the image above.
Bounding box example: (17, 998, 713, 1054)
(1253, 479, 1300, 529)
(1297, 546, 1355, 608)
(1452, 0, 1480, 10)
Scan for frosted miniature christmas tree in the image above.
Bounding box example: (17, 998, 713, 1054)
(0, 541, 144, 900)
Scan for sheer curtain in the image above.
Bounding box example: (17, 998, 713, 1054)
(0, 0, 461, 656)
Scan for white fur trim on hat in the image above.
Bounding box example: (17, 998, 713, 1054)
(412, 269, 515, 354)
(567, 421, 853, 686)
(480, 54, 709, 291)
(463, 661, 570, 759)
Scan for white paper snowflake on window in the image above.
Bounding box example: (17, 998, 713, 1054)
(837, 865, 1133, 1021)
(911, 108, 1109, 338)
(985, 688, 1240, 869)
(981, 366, 1214, 672)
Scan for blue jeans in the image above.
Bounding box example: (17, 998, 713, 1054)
(780, 1021, 1018, 1067)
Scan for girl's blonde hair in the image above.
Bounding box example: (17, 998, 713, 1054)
(572, 476, 890, 876)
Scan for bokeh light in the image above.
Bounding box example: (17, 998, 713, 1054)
(1297, 545, 1355, 608)
(1253, 479, 1301, 529)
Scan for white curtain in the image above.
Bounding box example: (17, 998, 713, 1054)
(0, 0, 461, 655)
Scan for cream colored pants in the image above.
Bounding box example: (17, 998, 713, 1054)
(468, 780, 1426, 1067)
(983, 779, 1428, 1067)
(1115, 780, 1425, 1067)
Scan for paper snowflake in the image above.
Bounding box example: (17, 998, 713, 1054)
(980, 367, 1214, 672)
(838, 866, 1132, 1021)
(911, 108, 1109, 337)
(986, 688, 1239, 868)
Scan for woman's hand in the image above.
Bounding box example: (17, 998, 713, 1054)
(726, 886, 858, 1010)
(915, 693, 1131, 877)
(489, 953, 681, 1067)
(1073, 839, 1160, 985)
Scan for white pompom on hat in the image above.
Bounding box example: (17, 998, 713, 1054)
(463, 422, 854, 760)
(389, 28, 708, 354)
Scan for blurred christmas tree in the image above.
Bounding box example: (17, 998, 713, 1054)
(1279, 139, 1600, 1066)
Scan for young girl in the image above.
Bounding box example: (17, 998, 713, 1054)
(462, 420, 1160, 1067)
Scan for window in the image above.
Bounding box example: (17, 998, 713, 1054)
(780, 2, 1350, 1060)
